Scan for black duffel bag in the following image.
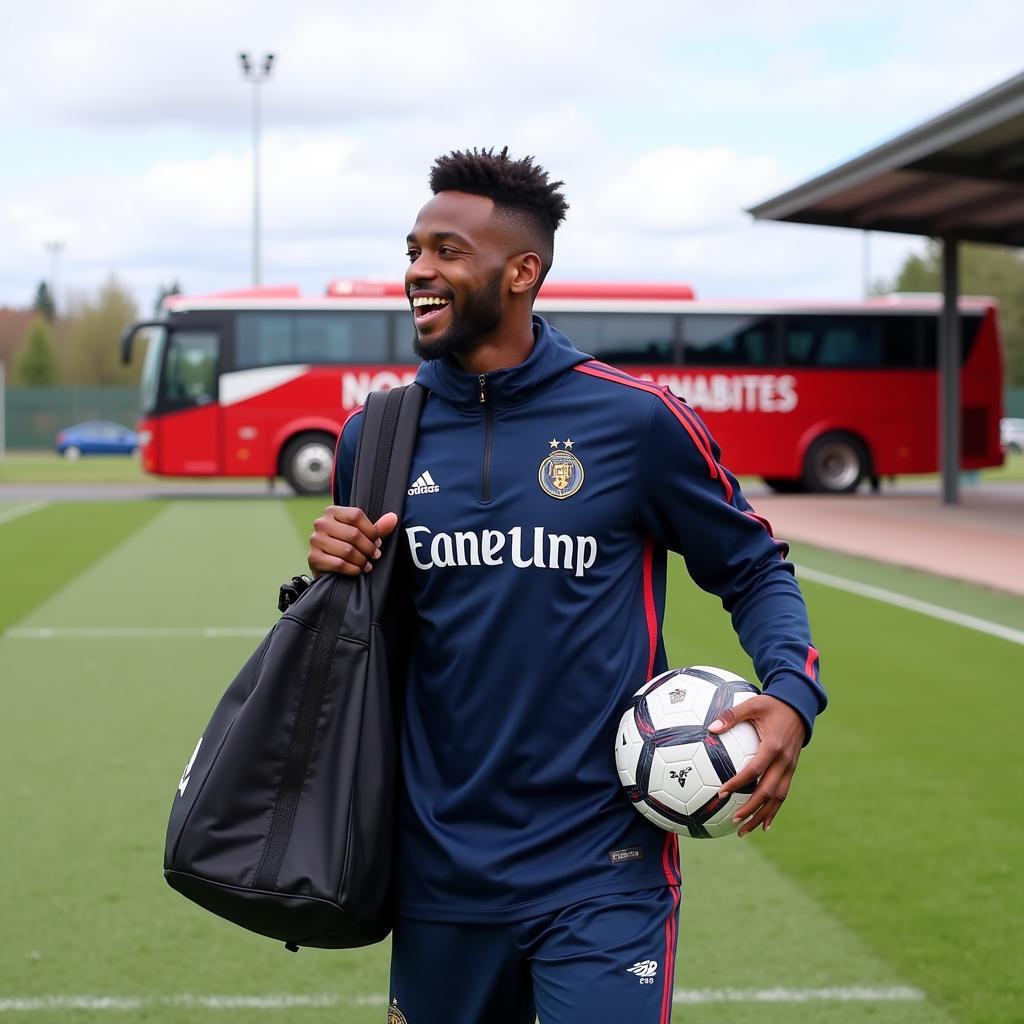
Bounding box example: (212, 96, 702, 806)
(163, 383, 423, 950)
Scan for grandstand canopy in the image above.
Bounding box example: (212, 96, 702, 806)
(748, 71, 1024, 244)
(749, 70, 1024, 503)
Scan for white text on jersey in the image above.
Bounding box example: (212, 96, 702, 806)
(406, 525, 598, 578)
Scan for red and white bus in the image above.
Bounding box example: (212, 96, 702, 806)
(121, 281, 1004, 495)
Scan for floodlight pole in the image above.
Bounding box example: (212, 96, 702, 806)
(239, 52, 274, 287)
(44, 241, 65, 316)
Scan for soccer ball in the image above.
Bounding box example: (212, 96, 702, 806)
(615, 666, 761, 839)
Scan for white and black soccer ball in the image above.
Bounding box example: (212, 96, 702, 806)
(615, 666, 761, 839)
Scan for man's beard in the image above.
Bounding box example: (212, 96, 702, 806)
(412, 275, 503, 362)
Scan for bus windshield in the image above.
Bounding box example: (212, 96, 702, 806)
(162, 329, 220, 408)
(139, 326, 166, 414)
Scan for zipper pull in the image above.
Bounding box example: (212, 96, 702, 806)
(478, 374, 487, 404)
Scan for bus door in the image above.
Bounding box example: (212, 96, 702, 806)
(158, 324, 222, 475)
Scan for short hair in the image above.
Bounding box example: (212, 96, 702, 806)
(429, 147, 568, 284)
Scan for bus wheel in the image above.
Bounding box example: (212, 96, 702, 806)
(763, 477, 805, 494)
(281, 433, 335, 496)
(803, 433, 869, 494)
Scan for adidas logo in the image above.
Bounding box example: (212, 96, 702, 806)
(408, 471, 440, 496)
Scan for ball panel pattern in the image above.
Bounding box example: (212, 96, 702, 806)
(614, 666, 762, 840)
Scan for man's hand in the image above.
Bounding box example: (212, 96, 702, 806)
(307, 506, 399, 578)
(708, 695, 806, 838)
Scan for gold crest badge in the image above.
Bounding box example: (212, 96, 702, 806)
(539, 438, 584, 499)
(387, 998, 408, 1024)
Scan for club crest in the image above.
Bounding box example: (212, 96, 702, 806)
(539, 438, 584, 499)
(387, 998, 408, 1024)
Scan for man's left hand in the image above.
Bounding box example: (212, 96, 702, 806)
(708, 695, 806, 838)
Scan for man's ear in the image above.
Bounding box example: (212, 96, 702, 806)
(508, 252, 542, 295)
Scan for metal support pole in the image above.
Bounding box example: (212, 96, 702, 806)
(251, 77, 261, 286)
(239, 52, 274, 288)
(939, 238, 960, 505)
(862, 230, 871, 298)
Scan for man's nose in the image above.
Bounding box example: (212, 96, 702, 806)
(406, 253, 438, 284)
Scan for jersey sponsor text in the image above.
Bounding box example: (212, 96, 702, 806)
(406, 525, 598, 578)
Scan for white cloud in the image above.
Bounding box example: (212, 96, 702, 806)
(0, 0, 1019, 309)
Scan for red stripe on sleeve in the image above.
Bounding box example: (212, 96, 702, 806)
(573, 362, 735, 503)
(805, 645, 820, 679)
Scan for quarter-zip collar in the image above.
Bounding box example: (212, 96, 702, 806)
(414, 316, 590, 409)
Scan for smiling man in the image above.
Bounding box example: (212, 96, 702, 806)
(307, 148, 826, 1024)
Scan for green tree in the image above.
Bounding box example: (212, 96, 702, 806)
(16, 317, 60, 385)
(154, 280, 182, 316)
(878, 240, 1024, 387)
(33, 281, 56, 322)
(57, 276, 141, 387)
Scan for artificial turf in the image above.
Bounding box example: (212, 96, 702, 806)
(0, 498, 1019, 1023)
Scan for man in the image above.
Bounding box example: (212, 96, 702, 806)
(308, 148, 825, 1023)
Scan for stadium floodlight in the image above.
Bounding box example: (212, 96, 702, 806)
(238, 51, 275, 287)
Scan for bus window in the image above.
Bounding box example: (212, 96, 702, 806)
(295, 313, 388, 362)
(919, 314, 983, 368)
(164, 330, 218, 406)
(544, 313, 675, 364)
(236, 312, 389, 368)
(878, 317, 921, 367)
(390, 312, 420, 364)
(682, 315, 777, 365)
(784, 317, 884, 368)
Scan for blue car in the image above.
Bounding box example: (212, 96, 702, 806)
(55, 421, 140, 460)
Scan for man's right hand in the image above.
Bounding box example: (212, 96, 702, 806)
(307, 507, 399, 577)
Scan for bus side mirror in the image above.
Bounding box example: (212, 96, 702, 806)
(120, 327, 134, 365)
(121, 320, 167, 365)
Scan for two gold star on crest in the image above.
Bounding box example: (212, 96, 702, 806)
(548, 438, 575, 449)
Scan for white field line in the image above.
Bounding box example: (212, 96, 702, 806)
(0, 987, 925, 1012)
(6, 570, 1019, 647)
(3, 626, 268, 640)
(795, 565, 1024, 647)
(0, 501, 48, 527)
(673, 986, 924, 1004)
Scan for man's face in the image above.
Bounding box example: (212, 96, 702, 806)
(405, 191, 510, 362)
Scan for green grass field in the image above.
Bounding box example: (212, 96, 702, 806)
(1, 497, 1021, 1023)
(2, 450, 1022, 485)
(0, 453, 265, 486)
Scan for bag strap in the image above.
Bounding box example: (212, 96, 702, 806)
(349, 383, 425, 601)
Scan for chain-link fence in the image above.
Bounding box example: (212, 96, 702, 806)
(4, 387, 138, 449)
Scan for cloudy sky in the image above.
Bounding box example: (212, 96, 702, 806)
(1, 0, 1022, 313)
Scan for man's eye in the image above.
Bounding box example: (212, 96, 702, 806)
(438, 246, 457, 257)
(405, 250, 419, 262)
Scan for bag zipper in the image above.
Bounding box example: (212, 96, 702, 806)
(253, 562, 353, 890)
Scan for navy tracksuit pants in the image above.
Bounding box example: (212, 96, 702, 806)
(388, 886, 681, 1024)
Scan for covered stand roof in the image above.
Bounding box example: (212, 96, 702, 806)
(748, 71, 1024, 244)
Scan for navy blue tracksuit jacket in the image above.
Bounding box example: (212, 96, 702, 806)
(334, 316, 825, 923)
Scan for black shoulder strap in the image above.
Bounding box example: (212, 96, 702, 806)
(349, 383, 425, 600)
